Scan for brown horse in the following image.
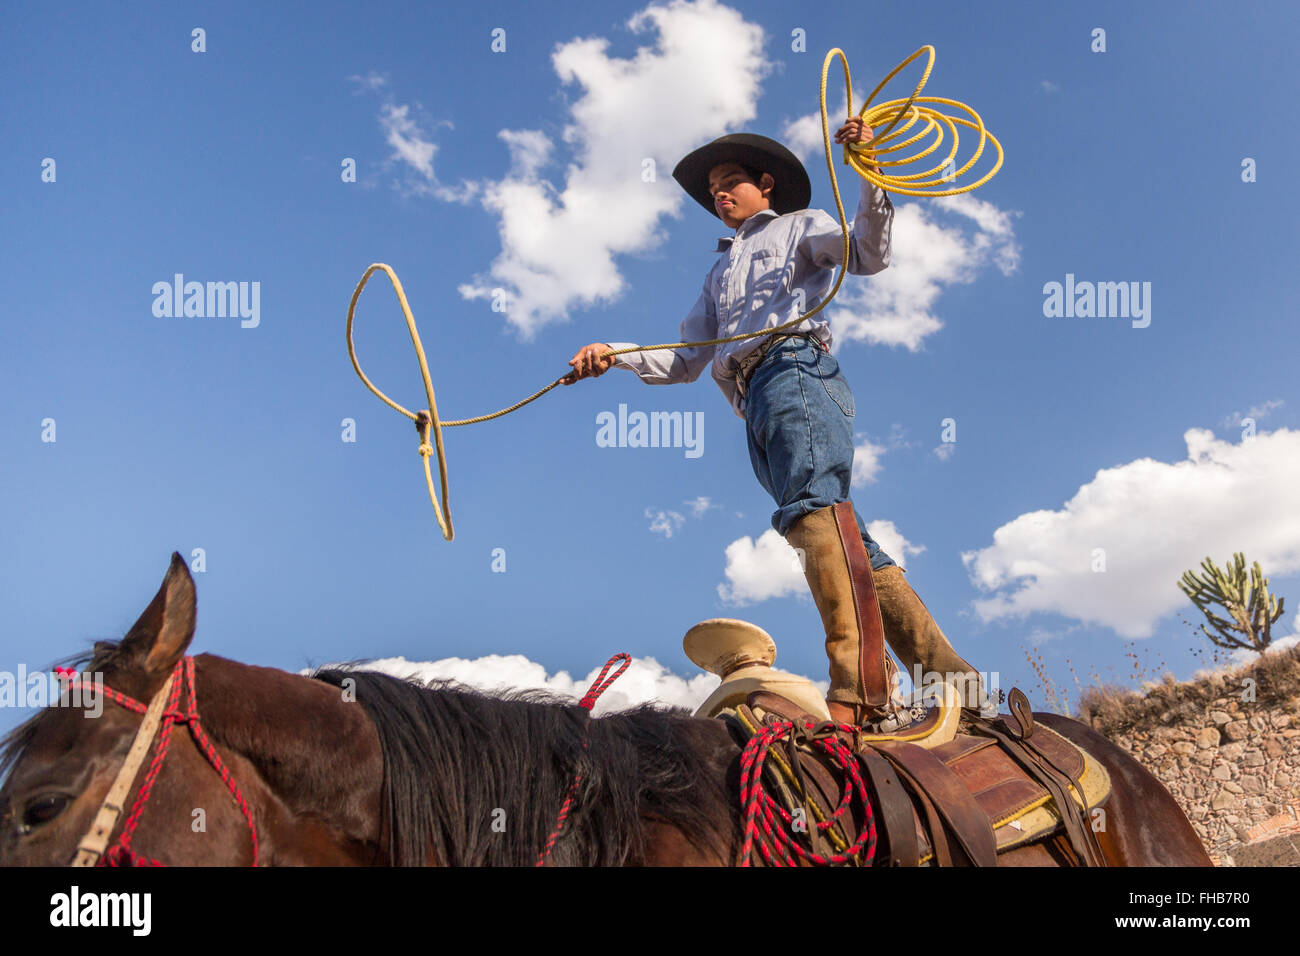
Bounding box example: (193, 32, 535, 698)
(0, 554, 1211, 866)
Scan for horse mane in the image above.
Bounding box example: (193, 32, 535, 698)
(309, 665, 738, 866)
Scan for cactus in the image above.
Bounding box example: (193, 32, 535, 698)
(1177, 552, 1285, 654)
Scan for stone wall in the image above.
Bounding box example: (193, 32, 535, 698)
(1076, 643, 1300, 866)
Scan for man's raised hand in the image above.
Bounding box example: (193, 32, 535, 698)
(834, 117, 880, 173)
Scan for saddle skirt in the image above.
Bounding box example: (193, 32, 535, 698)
(920, 721, 1112, 857)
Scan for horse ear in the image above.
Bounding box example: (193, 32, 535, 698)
(118, 552, 197, 680)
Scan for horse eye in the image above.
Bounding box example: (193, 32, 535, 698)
(22, 794, 69, 828)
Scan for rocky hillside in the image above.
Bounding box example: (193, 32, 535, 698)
(1075, 643, 1300, 866)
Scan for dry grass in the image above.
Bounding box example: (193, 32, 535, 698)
(1075, 643, 1300, 737)
(1021, 645, 1072, 715)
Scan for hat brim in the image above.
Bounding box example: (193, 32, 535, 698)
(672, 133, 811, 220)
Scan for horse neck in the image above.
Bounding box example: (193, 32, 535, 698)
(190, 654, 386, 864)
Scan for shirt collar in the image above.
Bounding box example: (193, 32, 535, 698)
(713, 209, 779, 252)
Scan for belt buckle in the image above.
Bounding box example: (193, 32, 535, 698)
(736, 346, 765, 399)
(738, 332, 804, 398)
(736, 361, 753, 399)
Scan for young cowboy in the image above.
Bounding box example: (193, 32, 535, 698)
(564, 123, 987, 723)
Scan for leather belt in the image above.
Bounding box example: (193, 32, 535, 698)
(735, 332, 828, 399)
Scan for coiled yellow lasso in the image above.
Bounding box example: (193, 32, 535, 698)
(346, 45, 1001, 540)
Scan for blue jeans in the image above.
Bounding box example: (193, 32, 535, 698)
(744, 339, 898, 572)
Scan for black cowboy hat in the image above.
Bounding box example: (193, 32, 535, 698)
(672, 133, 812, 220)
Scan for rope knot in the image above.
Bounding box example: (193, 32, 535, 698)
(414, 410, 434, 457)
(790, 717, 840, 746)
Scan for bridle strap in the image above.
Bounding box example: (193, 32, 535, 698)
(71, 667, 177, 867)
(64, 655, 259, 867)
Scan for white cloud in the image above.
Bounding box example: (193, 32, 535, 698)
(684, 495, 716, 517)
(1040, 80, 1060, 94)
(1222, 398, 1284, 429)
(457, 0, 770, 338)
(1247, 399, 1285, 419)
(348, 71, 389, 93)
(851, 435, 887, 486)
(886, 422, 918, 450)
(1025, 626, 1068, 646)
(781, 111, 1020, 352)
(377, 104, 479, 203)
(933, 442, 956, 462)
(646, 507, 686, 537)
(962, 428, 1300, 639)
(827, 195, 1019, 350)
(380, 104, 435, 180)
(717, 518, 924, 604)
(308, 653, 721, 717)
(718, 528, 805, 605)
(644, 496, 717, 535)
(780, 110, 831, 161)
(1225, 633, 1300, 671)
(865, 519, 925, 569)
(499, 128, 555, 181)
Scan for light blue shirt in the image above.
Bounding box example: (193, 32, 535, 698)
(607, 179, 894, 419)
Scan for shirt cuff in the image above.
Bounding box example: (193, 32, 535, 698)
(603, 341, 639, 369)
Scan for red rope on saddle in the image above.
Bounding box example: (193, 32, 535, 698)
(65, 656, 260, 867)
(738, 718, 878, 867)
(536, 652, 631, 866)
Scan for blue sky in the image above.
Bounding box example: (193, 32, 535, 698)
(2, 0, 1298, 733)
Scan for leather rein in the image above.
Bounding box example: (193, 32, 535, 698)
(65, 656, 259, 866)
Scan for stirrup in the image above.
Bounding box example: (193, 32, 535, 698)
(832, 653, 912, 730)
(832, 679, 965, 750)
(860, 704, 921, 735)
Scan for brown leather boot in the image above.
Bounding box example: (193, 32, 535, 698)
(872, 565, 990, 716)
(784, 501, 900, 725)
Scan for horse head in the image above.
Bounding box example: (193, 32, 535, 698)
(0, 553, 387, 866)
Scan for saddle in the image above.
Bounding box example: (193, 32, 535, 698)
(683, 614, 1110, 866)
(728, 688, 1112, 866)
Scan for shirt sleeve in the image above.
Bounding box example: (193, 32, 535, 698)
(796, 178, 893, 276)
(605, 274, 718, 385)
